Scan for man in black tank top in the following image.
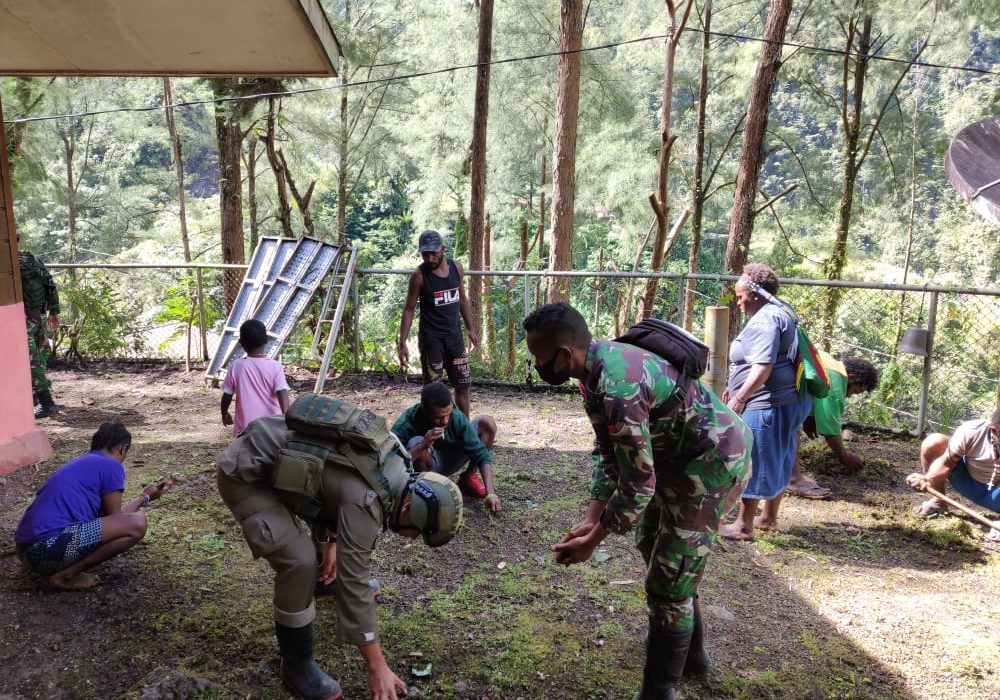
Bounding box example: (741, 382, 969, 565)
(399, 230, 479, 419)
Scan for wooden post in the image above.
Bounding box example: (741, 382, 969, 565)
(702, 305, 730, 397)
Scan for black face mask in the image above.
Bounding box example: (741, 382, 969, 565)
(535, 349, 571, 386)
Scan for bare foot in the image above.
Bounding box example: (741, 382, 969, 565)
(754, 516, 779, 531)
(913, 498, 945, 517)
(719, 522, 754, 541)
(49, 571, 100, 591)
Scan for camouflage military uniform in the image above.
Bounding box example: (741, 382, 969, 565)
(19, 250, 60, 394)
(583, 340, 752, 632)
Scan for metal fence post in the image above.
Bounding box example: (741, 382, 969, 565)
(523, 273, 532, 386)
(916, 290, 939, 435)
(674, 278, 686, 323)
(352, 274, 360, 372)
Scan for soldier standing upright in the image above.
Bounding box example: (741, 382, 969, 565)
(523, 302, 751, 700)
(18, 234, 60, 419)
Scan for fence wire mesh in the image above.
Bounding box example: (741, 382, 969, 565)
(42, 264, 1000, 435)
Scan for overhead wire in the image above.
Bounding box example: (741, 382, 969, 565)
(2, 25, 997, 126)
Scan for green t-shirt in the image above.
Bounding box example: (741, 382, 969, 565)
(811, 368, 847, 436)
(391, 405, 492, 467)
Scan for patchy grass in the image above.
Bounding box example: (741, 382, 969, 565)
(0, 367, 998, 699)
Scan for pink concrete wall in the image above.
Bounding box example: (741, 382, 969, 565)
(0, 301, 38, 439)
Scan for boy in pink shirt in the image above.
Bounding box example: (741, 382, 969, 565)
(221, 320, 290, 435)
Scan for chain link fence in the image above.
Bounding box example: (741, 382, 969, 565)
(43, 263, 1000, 435)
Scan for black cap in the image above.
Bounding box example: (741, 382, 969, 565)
(418, 230, 444, 253)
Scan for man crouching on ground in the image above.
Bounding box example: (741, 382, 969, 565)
(216, 396, 464, 700)
(14, 422, 170, 590)
(391, 381, 501, 514)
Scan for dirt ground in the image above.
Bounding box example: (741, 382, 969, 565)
(1, 362, 998, 700)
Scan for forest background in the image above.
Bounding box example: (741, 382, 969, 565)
(3, 0, 999, 429)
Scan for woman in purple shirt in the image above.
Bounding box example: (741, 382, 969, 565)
(14, 422, 169, 590)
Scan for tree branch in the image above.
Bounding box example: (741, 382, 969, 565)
(753, 183, 798, 215)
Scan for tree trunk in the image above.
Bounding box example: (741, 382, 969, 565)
(538, 151, 547, 261)
(337, 83, 349, 245)
(265, 97, 294, 238)
(163, 78, 207, 367)
(246, 139, 260, 252)
(723, 0, 793, 336)
(62, 133, 77, 266)
(594, 247, 604, 328)
(639, 0, 694, 320)
(547, 0, 584, 304)
(213, 85, 246, 312)
(534, 151, 548, 308)
(483, 213, 494, 361)
(683, 0, 712, 330)
(280, 150, 316, 237)
(520, 218, 529, 262)
(467, 0, 494, 344)
(820, 15, 871, 348)
(894, 80, 923, 351)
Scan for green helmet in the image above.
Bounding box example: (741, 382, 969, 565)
(406, 472, 463, 547)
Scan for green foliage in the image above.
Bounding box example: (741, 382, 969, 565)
(152, 278, 225, 352)
(57, 272, 148, 359)
(2, 1, 999, 433)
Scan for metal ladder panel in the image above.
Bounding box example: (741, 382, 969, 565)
(206, 236, 341, 383)
(248, 237, 343, 361)
(205, 236, 286, 382)
(313, 245, 359, 394)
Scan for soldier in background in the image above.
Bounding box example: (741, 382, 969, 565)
(18, 234, 60, 419)
(524, 302, 751, 700)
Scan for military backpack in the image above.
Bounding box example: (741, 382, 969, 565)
(273, 393, 408, 524)
(616, 318, 709, 418)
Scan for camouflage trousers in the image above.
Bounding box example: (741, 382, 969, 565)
(635, 426, 752, 632)
(26, 316, 52, 393)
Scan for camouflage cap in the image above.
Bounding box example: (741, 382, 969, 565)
(407, 472, 463, 547)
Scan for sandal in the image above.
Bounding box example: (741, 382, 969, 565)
(786, 480, 831, 500)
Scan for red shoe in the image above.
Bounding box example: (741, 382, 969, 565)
(458, 471, 487, 499)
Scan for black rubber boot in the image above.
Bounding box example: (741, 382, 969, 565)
(275, 622, 343, 700)
(636, 619, 692, 700)
(37, 389, 58, 417)
(32, 393, 47, 420)
(683, 597, 709, 676)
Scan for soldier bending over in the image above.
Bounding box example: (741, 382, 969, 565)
(524, 303, 751, 700)
(216, 395, 463, 700)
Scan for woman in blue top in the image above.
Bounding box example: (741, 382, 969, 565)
(14, 422, 170, 590)
(720, 263, 812, 541)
